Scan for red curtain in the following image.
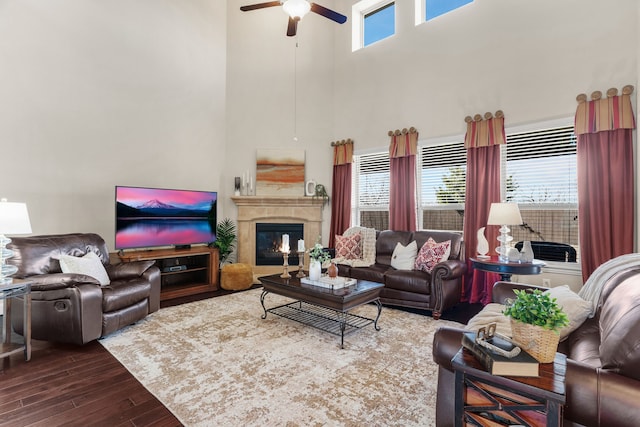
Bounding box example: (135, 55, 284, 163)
(462, 112, 505, 304)
(389, 128, 418, 231)
(328, 140, 353, 248)
(575, 87, 636, 281)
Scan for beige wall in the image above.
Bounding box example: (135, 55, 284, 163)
(0, 1, 227, 249)
(0, 0, 637, 256)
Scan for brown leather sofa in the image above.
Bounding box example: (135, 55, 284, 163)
(337, 230, 466, 319)
(7, 233, 161, 345)
(432, 267, 640, 427)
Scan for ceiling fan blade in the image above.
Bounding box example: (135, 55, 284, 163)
(286, 16, 298, 37)
(240, 1, 282, 12)
(310, 3, 347, 24)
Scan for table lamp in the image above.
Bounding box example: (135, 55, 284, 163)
(487, 202, 522, 263)
(0, 199, 32, 284)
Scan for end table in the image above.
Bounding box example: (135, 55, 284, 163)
(452, 347, 566, 426)
(1, 280, 32, 361)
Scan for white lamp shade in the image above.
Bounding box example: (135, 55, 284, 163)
(0, 201, 32, 234)
(487, 202, 523, 226)
(282, 0, 311, 19)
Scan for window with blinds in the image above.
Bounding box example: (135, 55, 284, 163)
(419, 141, 466, 231)
(504, 125, 578, 249)
(505, 126, 577, 204)
(352, 151, 390, 230)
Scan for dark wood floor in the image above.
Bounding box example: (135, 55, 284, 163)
(0, 287, 480, 426)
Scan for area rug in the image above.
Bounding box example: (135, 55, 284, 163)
(99, 288, 462, 426)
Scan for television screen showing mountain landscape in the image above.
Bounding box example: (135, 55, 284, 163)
(115, 186, 217, 249)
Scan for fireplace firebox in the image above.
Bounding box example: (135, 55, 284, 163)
(255, 223, 303, 266)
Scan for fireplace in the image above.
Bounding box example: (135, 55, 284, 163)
(255, 223, 303, 265)
(232, 195, 323, 276)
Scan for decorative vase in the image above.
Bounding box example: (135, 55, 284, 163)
(327, 262, 338, 278)
(510, 319, 560, 363)
(476, 227, 490, 258)
(309, 260, 322, 281)
(520, 240, 534, 263)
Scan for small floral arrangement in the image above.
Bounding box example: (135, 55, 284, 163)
(308, 242, 330, 264)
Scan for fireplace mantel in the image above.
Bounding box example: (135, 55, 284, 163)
(231, 195, 323, 207)
(232, 196, 324, 277)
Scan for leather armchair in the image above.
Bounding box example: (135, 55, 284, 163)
(7, 233, 160, 345)
(432, 266, 640, 427)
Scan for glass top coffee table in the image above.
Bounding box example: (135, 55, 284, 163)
(258, 273, 383, 348)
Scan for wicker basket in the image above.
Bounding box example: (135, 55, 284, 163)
(510, 319, 560, 363)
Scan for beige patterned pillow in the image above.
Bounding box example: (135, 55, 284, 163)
(59, 251, 110, 286)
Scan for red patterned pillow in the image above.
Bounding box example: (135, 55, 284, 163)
(414, 237, 452, 273)
(335, 233, 362, 260)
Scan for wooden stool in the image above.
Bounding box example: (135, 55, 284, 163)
(220, 263, 254, 291)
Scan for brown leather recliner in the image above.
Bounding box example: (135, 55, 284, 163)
(432, 266, 640, 427)
(7, 233, 161, 345)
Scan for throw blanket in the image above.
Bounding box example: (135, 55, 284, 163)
(333, 226, 377, 267)
(578, 253, 640, 317)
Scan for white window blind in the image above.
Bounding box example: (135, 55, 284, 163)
(505, 125, 577, 205)
(357, 151, 390, 208)
(420, 142, 467, 207)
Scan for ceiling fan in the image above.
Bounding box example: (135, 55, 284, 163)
(240, 0, 347, 37)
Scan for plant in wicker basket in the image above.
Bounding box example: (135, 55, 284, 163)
(503, 289, 569, 363)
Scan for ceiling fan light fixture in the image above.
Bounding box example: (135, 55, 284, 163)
(282, 0, 311, 20)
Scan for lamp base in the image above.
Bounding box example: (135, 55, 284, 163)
(0, 234, 18, 285)
(495, 225, 513, 263)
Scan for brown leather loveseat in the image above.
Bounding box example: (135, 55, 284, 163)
(337, 230, 467, 319)
(432, 264, 640, 427)
(7, 233, 161, 345)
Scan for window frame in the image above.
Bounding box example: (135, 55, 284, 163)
(352, 0, 396, 52)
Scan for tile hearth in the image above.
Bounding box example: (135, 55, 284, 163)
(232, 196, 324, 277)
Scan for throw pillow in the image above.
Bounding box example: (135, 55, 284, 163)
(465, 303, 512, 337)
(414, 237, 452, 273)
(59, 251, 111, 286)
(544, 285, 593, 340)
(390, 241, 418, 271)
(335, 233, 362, 260)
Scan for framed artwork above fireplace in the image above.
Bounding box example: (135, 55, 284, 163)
(256, 149, 305, 196)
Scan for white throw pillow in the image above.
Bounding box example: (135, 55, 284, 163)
(390, 241, 418, 271)
(544, 285, 593, 340)
(59, 251, 111, 286)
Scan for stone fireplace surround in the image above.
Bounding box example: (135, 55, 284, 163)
(232, 196, 324, 278)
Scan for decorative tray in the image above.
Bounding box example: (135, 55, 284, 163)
(300, 276, 357, 289)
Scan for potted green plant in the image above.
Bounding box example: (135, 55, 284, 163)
(211, 218, 237, 265)
(503, 289, 569, 363)
(308, 241, 330, 281)
(313, 184, 330, 207)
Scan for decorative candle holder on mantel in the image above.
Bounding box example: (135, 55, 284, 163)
(296, 250, 305, 278)
(281, 252, 291, 279)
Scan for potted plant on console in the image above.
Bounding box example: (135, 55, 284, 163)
(503, 289, 569, 363)
(308, 241, 330, 281)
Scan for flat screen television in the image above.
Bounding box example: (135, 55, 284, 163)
(115, 186, 217, 250)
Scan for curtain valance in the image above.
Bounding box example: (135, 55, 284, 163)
(574, 85, 636, 135)
(464, 111, 505, 149)
(331, 139, 354, 165)
(388, 127, 418, 158)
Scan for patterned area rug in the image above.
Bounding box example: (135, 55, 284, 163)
(99, 288, 462, 426)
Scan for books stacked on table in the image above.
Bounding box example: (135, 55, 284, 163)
(300, 276, 356, 290)
(462, 331, 539, 377)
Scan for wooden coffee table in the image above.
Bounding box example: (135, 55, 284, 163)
(258, 273, 383, 348)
